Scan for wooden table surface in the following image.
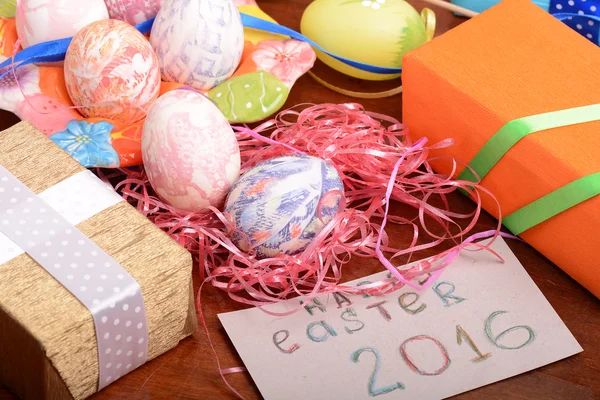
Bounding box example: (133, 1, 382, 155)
(2, 1, 600, 399)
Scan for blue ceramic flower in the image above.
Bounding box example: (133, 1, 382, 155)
(50, 120, 119, 168)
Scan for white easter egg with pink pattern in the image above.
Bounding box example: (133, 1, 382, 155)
(16, 0, 109, 48)
(142, 89, 241, 211)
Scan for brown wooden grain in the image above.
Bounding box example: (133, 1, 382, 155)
(1, 1, 599, 399)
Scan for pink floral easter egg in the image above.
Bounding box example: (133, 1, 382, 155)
(16, 0, 109, 48)
(142, 89, 241, 212)
(104, 0, 161, 25)
(64, 19, 161, 123)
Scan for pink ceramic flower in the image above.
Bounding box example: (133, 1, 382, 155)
(251, 40, 316, 87)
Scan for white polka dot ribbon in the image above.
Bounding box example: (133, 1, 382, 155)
(0, 169, 124, 265)
(0, 166, 149, 390)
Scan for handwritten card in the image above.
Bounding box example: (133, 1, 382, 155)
(219, 238, 582, 399)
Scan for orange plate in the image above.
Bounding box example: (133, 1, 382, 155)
(403, 0, 600, 298)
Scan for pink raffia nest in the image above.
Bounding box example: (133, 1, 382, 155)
(97, 103, 503, 308)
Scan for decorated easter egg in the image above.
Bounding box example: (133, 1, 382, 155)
(300, 0, 434, 81)
(225, 155, 344, 258)
(16, 0, 109, 48)
(142, 89, 241, 211)
(150, 0, 244, 90)
(104, 0, 161, 24)
(64, 19, 161, 123)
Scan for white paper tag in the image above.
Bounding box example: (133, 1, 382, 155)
(219, 237, 582, 400)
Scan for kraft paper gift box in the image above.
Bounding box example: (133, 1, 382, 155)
(0, 122, 198, 399)
(403, 0, 600, 297)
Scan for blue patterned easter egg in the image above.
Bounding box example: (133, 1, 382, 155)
(149, 0, 244, 91)
(225, 155, 344, 259)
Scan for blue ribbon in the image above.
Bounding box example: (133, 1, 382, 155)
(0, 13, 401, 80)
(550, 0, 600, 43)
(4, 6, 599, 81)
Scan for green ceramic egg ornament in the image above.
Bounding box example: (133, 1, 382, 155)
(208, 71, 290, 123)
(300, 0, 435, 81)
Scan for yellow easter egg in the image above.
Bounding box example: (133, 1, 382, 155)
(300, 0, 434, 81)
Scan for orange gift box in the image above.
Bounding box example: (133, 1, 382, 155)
(403, 0, 600, 297)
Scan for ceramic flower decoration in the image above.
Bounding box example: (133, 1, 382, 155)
(252, 40, 316, 87)
(51, 120, 119, 168)
(0, 0, 315, 168)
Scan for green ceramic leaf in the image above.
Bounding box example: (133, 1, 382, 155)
(0, 0, 16, 18)
(208, 71, 290, 123)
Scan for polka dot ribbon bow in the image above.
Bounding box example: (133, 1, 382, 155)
(551, 0, 600, 44)
(0, 166, 149, 391)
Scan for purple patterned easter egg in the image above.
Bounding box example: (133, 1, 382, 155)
(104, 0, 161, 24)
(225, 155, 344, 259)
(142, 89, 241, 211)
(149, 0, 244, 91)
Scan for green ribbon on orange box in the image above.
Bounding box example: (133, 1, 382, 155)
(457, 104, 600, 235)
